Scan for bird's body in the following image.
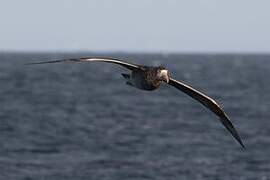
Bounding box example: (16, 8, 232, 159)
(26, 57, 245, 149)
(124, 66, 167, 91)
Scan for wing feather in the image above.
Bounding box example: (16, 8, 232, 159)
(168, 78, 245, 148)
(25, 57, 141, 71)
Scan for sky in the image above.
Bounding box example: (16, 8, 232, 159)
(0, 0, 270, 53)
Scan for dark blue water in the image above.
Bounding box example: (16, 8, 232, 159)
(1, 53, 270, 180)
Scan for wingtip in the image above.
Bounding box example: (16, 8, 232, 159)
(218, 114, 246, 150)
(232, 130, 246, 150)
(231, 129, 246, 150)
(24, 62, 37, 65)
(238, 139, 246, 150)
(232, 127, 246, 150)
(24, 62, 51, 65)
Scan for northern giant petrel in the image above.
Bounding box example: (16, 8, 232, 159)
(26, 57, 245, 148)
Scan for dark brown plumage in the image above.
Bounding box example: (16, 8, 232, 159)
(26, 57, 245, 148)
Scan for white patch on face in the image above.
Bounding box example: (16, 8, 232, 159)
(159, 69, 169, 83)
(160, 69, 168, 77)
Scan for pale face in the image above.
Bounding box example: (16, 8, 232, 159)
(158, 69, 170, 83)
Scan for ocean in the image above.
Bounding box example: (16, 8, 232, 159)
(0, 53, 269, 180)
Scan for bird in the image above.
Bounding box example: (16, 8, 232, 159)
(26, 57, 245, 148)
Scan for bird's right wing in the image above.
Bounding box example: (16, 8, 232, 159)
(168, 78, 245, 149)
(25, 57, 142, 71)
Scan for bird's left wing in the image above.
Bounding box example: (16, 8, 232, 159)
(25, 57, 142, 71)
(168, 78, 245, 148)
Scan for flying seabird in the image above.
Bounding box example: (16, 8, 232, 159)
(26, 57, 245, 148)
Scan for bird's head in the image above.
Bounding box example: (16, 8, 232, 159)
(157, 67, 170, 83)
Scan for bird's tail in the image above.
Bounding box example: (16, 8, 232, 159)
(121, 73, 130, 80)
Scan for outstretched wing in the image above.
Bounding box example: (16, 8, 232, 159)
(25, 57, 142, 71)
(168, 78, 245, 148)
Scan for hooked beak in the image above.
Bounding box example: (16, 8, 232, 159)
(164, 76, 169, 83)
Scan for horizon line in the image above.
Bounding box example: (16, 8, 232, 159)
(1, 50, 270, 56)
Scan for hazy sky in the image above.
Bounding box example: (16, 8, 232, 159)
(0, 0, 270, 53)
